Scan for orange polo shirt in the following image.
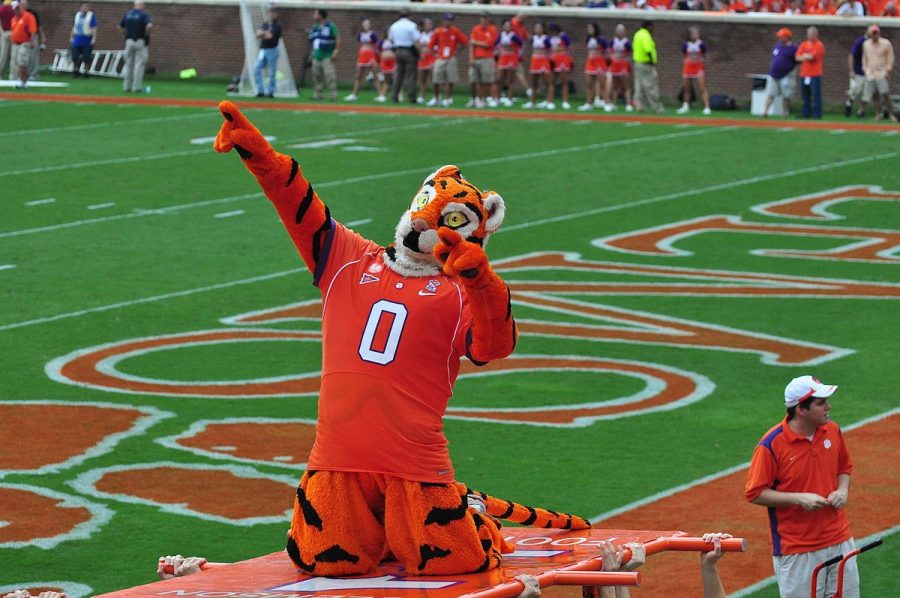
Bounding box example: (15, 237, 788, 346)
(797, 39, 825, 77)
(470, 23, 499, 60)
(11, 11, 37, 45)
(432, 25, 468, 60)
(745, 417, 853, 556)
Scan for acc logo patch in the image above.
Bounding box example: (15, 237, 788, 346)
(824, 439, 832, 449)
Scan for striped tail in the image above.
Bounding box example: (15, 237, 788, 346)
(455, 483, 591, 530)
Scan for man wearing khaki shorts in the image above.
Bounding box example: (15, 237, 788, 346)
(9, 0, 36, 89)
(862, 24, 897, 122)
(431, 13, 467, 107)
(746, 376, 858, 598)
(468, 13, 498, 108)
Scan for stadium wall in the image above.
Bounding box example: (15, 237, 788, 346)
(37, 0, 899, 106)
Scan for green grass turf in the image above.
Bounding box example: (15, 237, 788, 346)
(1, 87, 898, 596)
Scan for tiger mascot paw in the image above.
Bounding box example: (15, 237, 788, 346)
(433, 227, 489, 282)
(215, 101, 289, 181)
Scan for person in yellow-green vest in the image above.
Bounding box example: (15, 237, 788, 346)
(632, 20, 664, 113)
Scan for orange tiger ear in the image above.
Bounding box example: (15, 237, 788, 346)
(483, 192, 506, 235)
(424, 165, 463, 183)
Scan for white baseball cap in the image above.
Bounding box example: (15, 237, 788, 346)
(784, 375, 837, 408)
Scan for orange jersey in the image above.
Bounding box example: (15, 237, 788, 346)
(470, 23, 499, 60)
(306, 223, 474, 483)
(745, 418, 853, 556)
(11, 11, 37, 45)
(797, 39, 825, 78)
(432, 25, 468, 60)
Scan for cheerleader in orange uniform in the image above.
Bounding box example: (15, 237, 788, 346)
(496, 19, 523, 106)
(524, 22, 553, 109)
(378, 38, 396, 103)
(677, 26, 711, 115)
(345, 19, 384, 102)
(547, 22, 573, 110)
(417, 18, 436, 105)
(579, 22, 609, 111)
(604, 23, 634, 112)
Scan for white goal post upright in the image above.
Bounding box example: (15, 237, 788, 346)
(237, 0, 298, 98)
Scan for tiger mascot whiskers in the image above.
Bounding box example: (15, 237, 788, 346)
(214, 102, 590, 578)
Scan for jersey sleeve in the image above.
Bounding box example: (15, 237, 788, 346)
(745, 443, 777, 502)
(561, 33, 571, 47)
(682, 41, 688, 55)
(314, 222, 381, 290)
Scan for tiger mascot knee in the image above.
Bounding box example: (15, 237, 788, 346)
(215, 102, 590, 577)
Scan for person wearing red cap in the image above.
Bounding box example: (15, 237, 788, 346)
(763, 28, 798, 117)
(745, 376, 858, 598)
(862, 24, 898, 122)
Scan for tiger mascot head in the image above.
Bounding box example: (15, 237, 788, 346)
(386, 165, 506, 277)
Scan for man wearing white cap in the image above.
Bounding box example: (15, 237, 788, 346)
(745, 376, 857, 598)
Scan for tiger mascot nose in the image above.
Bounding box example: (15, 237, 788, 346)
(411, 218, 430, 233)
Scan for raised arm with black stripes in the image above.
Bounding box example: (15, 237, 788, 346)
(214, 101, 330, 275)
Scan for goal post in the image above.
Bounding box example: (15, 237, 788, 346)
(237, 0, 298, 98)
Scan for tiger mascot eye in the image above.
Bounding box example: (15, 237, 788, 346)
(215, 102, 589, 578)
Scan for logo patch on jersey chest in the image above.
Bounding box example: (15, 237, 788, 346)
(418, 279, 441, 296)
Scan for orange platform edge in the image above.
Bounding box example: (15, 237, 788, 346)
(98, 528, 746, 598)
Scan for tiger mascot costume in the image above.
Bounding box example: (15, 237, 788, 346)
(214, 101, 590, 578)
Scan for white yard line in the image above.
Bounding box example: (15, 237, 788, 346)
(0, 127, 714, 240)
(0, 268, 304, 332)
(86, 202, 115, 210)
(0, 264, 15, 272)
(0, 111, 217, 138)
(25, 198, 56, 206)
(0, 118, 467, 178)
(214, 210, 245, 218)
(0, 146, 900, 332)
(499, 150, 900, 234)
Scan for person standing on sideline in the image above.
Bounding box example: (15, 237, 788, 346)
(763, 28, 798, 117)
(24, 0, 41, 80)
(346, 19, 383, 103)
(796, 26, 825, 119)
(845, 29, 868, 117)
(69, 3, 96, 78)
(547, 22, 573, 110)
(253, 8, 281, 98)
(862, 25, 898, 122)
(309, 9, 339, 101)
(416, 18, 435, 105)
(9, 0, 36, 89)
(119, 0, 151, 93)
(387, 9, 418, 104)
(745, 376, 858, 598)
(468, 12, 499, 108)
(579, 22, 608, 112)
(0, 1, 15, 80)
(632, 20, 664, 113)
(495, 19, 522, 107)
(605, 24, 633, 112)
(523, 21, 553, 109)
(430, 13, 467, 107)
(677, 26, 711, 115)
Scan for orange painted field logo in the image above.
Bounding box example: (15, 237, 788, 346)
(0, 401, 172, 476)
(751, 185, 900, 220)
(595, 215, 900, 263)
(68, 462, 296, 525)
(44, 187, 898, 424)
(0, 484, 112, 549)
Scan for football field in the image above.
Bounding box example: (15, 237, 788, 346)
(1, 81, 898, 597)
